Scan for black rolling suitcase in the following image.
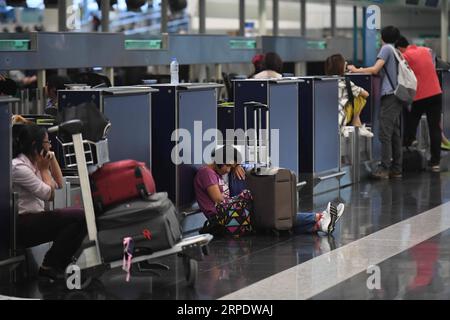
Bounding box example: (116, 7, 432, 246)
(243, 102, 297, 232)
(96, 192, 182, 262)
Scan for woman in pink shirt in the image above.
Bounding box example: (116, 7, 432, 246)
(12, 124, 86, 282)
(396, 36, 443, 172)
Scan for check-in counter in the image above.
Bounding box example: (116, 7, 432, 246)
(345, 74, 381, 180)
(340, 127, 357, 187)
(297, 77, 344, 198)
(58, 86, 157, 169)
(233, 78, 300, 176)
(149, 83, 223, 209)
(438, 69, 450, 138)
(0, 97, 24, 284)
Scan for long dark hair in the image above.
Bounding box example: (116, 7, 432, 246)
(263, 52, 283, 74)
(211, 145, 242, 167)
(325, 54, 346, 76)
(14, 124, 47, 159)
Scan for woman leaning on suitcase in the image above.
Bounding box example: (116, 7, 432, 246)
(194, 145, 346, 236)
(12, 124, 87, 282)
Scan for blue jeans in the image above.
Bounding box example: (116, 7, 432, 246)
(293, 212, 317, 234)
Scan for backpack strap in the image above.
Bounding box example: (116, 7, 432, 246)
(382, 45, 400, 92)
(383, 64, 396, 91)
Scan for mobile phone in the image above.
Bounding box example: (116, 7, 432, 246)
(37, 144, 48, 157)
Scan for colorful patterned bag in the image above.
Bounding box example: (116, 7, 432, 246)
(215, 190, 253, 237)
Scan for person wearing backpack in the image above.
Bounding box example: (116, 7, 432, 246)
(396, 36, 443, 172)
(348, 26, 414, 179)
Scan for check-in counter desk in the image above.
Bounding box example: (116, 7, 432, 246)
(58, 87, 157, 169)
(233, 78, 300, 176)
(149, 83, 223, 209)
(438, 70, 450, 138)
(0, 97, 24, 285)
(296, 77, 344, 198)
(346, 74, 380, 181)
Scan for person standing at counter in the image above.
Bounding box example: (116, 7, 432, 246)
(396, 36, 443, 172)
(348, 26, 404, 179)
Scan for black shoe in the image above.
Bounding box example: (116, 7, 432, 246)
(38, 266, 65, 282)
(199, 219, 225, 237)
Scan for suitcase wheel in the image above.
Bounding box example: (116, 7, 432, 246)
(183, 257, 198, 288)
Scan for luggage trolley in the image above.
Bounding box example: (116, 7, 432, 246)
(48, 120, 212, 289)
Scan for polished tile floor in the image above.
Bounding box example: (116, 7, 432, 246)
(2, 172, 450, 300)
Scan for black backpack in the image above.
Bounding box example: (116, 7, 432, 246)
(402, 147, 425, 172)
(56, 102, 110, 143)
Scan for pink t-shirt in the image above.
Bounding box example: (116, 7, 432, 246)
(403, 45, 442, 101)
(12, 153, 52, 214)
(194, 166, 229, 218)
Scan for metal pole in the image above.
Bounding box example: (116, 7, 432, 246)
(215, 64, 222, 82)
(362, 6, 367, 67)
(273, 0, 279, 36)
(161, 0, 168, 34)
(101, 0, 110, 32)
(239, 0, 245, 36)
(58, 0, 68, 32)
(295, 62, 306, 76)
(37, 70, 46, 115)
(105, 67, 114, 86)
(300, 0, 306, 37)
(331, 0, 336, 37)
(442, 0, 449, 62)
(199, 0, 206, 34)
(353, 6, 358, 63)
(259, 0, 267, 36)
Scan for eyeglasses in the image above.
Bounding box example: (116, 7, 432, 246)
(42, 140, 51, 145)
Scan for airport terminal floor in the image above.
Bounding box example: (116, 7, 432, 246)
(2, 171, 450, 300)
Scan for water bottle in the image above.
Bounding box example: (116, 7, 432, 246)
(170, 57, 179, 85)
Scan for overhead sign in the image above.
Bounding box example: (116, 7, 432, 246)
(0, 39, 30, 51)
(229, 39, 257, 50)
(124, 39, 162, 50)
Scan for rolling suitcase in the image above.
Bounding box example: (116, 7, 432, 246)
(90, 159, 156, 213)
(243, 102, 297, 232)
(97, 192, 182, 262)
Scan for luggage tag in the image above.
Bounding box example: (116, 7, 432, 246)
(122, 237, 135, 282)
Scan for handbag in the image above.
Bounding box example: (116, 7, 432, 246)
(215, 190, 254, 237)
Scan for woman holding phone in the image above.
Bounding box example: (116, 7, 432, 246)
(12, 124, 86, 282)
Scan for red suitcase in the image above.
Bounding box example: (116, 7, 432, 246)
(90, 160, 156, 213)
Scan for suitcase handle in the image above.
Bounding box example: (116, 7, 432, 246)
(243, 101, 268, 110)
(244, 102, 270, 168)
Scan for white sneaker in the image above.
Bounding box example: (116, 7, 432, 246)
(336, 203, 345, 223)
(359, 125, 374, 138)
(318, 202, 345, 234)
(341, 127, 350, 138)
(318, 202, 334, 234)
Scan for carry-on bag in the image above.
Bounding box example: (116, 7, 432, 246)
(90, 159, 156, 213)
(97, 192, 182, 262)
(243, 102, 297, 232)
